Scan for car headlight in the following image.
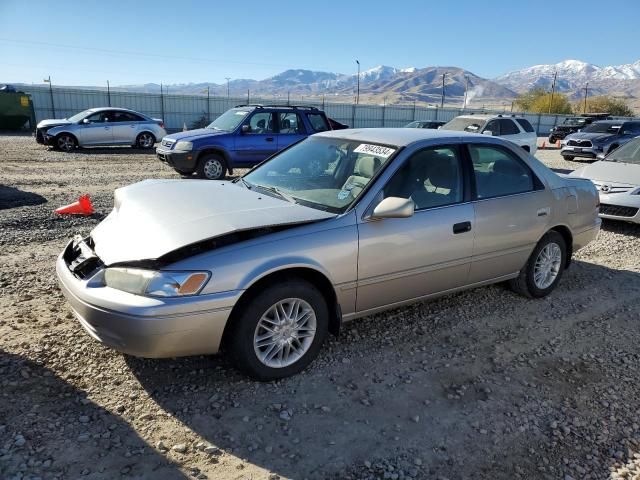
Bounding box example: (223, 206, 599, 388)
(104, 268, 210, 297)
(174, 141, 193, 152)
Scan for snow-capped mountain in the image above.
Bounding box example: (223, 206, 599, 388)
(495, 59, 640, 95)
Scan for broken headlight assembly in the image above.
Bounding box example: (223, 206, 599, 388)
(104, 268, 210, 297)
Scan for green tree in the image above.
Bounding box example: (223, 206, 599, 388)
(576, 96, 634, 116)
(514, 88, 573, 114)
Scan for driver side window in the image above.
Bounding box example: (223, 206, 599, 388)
(483, 120, 500, 136)
(86, 112, 108, 123)
(384, 146, 463, 210)
(246, 112, 274, 134)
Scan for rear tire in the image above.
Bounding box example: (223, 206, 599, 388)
(135, 132, 156, 149)
(562, 155, 574, 161)
(197, 154, 227, 180)
(549, 136, 557, 144)
(227, 280, 329, 381)
(509, 231, 566, 298)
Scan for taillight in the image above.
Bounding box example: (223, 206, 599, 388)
(158, 122, 165, 128)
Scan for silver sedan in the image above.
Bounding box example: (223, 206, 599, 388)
(36, 107, 166, 151)
(56, 128, 601, 380)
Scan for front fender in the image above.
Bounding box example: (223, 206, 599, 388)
(238, 256, 335, 292)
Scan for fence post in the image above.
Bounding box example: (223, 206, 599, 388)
(382, 102, 386, 127)
(413, 101, 416, 121)
(351, 103, 356, 128)
(536, 113, 541, 136)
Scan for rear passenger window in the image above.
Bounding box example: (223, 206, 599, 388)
(516, 118, 535, 133)
(499, 119, 520, 135)
(306, 113, 330, 132)
(278, 113, 305, 134)
(469, 145, 534, 199)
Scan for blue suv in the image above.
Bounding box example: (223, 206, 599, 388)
(156, 105, 337, 180)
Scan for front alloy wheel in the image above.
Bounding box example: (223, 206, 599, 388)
(57, 134, 76, 152)
(227, 280, 328, 380)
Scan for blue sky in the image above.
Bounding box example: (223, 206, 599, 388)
(1, 0, 639, 87)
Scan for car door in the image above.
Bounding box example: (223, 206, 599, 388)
(466, 143, 550, 284)
(77, 111, 114, 145)
(276, 112, 307, 151)
(356, 145, 475, 313)
(111, 111, 144, 144)
(232, 111, 278, 166)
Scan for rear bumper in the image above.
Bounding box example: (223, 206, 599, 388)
(573, 219, 601, 251)
(56, 242, 240, 358)
(156, 148, 197, 172)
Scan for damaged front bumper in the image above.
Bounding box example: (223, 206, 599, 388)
(56, 238, 241, 358)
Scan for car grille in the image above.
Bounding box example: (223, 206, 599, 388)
(592, 182, 634, 194)
(599, 204, 639, 218)
(161, 139, 175, 148)
(567, 139, 593, 147)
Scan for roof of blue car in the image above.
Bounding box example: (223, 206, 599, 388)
(314, 127, 481, 147)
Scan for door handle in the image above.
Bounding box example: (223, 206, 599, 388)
(266, 137, 274, 142)
(453, 221, 472, 234)
(537, 207, 550, 217)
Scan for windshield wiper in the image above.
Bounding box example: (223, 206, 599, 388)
(254, 184, 297, 204)
(233, 177, 253, 189)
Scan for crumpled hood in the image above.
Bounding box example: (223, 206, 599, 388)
(570, 161, 640, 187)
(163, 128, 228, 142)
(37, 118, 71, 129)
(91, 179, 335, 265)
(567, 132, 614, 142)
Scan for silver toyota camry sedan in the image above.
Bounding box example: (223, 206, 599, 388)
(57, 128, 601, 380)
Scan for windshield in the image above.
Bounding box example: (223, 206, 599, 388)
(242, 136, 398, 213)
(605, 138, 640, 165)
(441, 117, 487, 133)
(207, 108, 250, 131)
(582, 122, 620, 134)
(562, 118, 586, 126)
(405, 121, 420, 128)
(67, 109, 93, 122)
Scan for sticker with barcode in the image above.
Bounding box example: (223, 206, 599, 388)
(353, 144, 396, 158)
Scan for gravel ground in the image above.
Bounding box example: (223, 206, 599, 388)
(1, 135, 640, 480)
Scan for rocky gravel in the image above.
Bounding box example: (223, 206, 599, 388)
(1, 135, 640, 479)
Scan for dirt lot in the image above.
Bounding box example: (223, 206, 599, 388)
(1, 135, 640, 480)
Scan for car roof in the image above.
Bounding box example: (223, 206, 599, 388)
(455, 114, 525, 121)
(314, 127, 482, 147)
(87, 107, 144, 114)
(592, 120, 627, 125)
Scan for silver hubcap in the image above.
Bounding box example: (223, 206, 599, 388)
(58, 136, 74, 151)
(253, 298, 317, 368)
(534, 242, 562, 289)
(139, 134, 154, 148)
(203, 158, 223, 179)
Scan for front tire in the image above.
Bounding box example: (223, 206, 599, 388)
(56, 133, 77, 152)
(197, 154, 227, 180)
(135, 132, 156, 149)
(509, 231, 566, 298)
(227, 280, 329, 381)
(562, 155, 574, 161)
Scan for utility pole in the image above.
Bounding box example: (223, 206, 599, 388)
(107, 80, 111, 107)
(247, 89, 250, 104)
(583, 83, 589, 114)
(355, 59, 360, 105)
(287, 90, 290, 105)
(44, 76, 55, 117)
(160, 83, 165, 121)
(462, 75, 469, 109)
(440, 73, 446, 108)
(548, 71, 557, 113)
(225, 77, 230, 99)
(206, 86, 210, 122)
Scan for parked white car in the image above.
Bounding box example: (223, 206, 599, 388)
(35, 107, 166, 152)
(570, 137, 640, 223)
(441, 114, 538, 154)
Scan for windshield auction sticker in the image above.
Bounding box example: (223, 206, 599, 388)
(353, 144, 396, 158)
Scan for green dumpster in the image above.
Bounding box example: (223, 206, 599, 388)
(0, 89, 36, 131)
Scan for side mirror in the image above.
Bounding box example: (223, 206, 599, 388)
(82, 118, 90, 124)
(371, 197, 415, 219)
(482, 130, 493, 136)
(241, 124, 250, 134)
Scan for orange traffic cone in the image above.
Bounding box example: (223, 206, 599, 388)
(541, 141, 546, 150)
(55, 195, 94, 216)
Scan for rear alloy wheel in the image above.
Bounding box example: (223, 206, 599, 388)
(509, 231, 566, 298)
(56, 134, 77, 152)
(228, 280, 328, 381)
(135, 132, 156, 149)
(197, 154, 227, 180)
